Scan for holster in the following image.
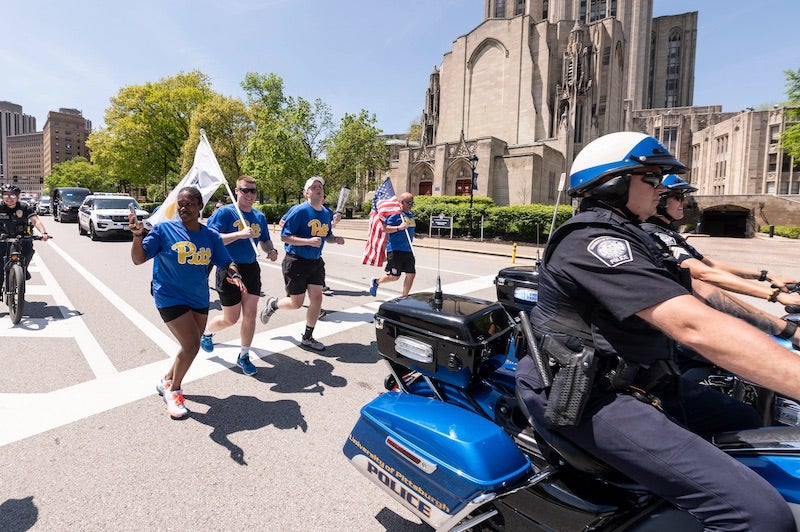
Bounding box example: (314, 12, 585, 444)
(541, 335, 597, 427)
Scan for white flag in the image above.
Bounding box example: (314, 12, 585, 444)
(145, 130, 227, 227)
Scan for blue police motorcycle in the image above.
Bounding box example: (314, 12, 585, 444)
(343, 277, 800, 531)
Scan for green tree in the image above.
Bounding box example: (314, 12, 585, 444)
(323, 110, 387, 208)
(241, 72, 333, 203)
(180, 94, 255, 199)
(408, 116, 422, 144)
(43, 157, 113, 192)
(86, 71, 215, 200)
(779, 67, 800, 161)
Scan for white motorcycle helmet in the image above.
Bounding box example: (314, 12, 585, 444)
(569, 132, 688, 205)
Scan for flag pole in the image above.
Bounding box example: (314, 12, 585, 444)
(199, 129, 260, 258)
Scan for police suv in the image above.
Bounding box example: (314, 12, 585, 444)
(78, 193, 149, 241)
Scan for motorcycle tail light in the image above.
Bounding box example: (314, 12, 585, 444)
(394, 335, 434, 363)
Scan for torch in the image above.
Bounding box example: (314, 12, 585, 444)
(333, 184, 351, 227)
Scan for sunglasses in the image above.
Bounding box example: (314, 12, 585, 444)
(404, 201, 414, 205)
(664, 192, 686, 201)
(238, 187, 257, 194)
(632, 172, 664, 188)
(2, 194, 18, 199)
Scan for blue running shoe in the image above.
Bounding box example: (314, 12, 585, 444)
(200, 334, 214, 353)
(369, 278, 378, 297)
(237, 352, 258, 376)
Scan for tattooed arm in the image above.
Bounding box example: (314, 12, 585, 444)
(692, 278, 798, 347)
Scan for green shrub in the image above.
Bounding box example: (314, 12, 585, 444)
(760, 225, 800, 239)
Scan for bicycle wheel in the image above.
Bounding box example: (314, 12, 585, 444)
(7, 263, 25, 324)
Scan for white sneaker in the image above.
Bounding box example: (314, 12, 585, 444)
(156, 377, 172, 396)
(260, 297, 278, 325)
(163, 389, 189, 419)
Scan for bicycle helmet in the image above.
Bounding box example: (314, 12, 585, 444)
(568, 132, 688, 202)
(657, 174, 697, 218)
(1, 184, 21, 196)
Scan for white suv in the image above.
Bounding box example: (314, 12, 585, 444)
(78, 194, 149, 241)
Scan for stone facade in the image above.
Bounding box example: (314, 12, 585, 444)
(389, 0, 698, 208)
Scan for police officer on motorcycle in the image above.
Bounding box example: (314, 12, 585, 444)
(516, 132, 797, 530)
(642, 174, 800, 308)
(0, 184, 50, 280)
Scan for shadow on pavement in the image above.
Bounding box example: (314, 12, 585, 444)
(0, 495, 38, 532)
(186, 394, 307, 466)
(313, 340, 381, 365)
(249, 350, 347, 394)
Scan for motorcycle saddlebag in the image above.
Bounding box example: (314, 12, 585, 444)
(494, 265, 539, 314)
(715, 427, 800, 505)
(343, 392, 532, 529)
(374, 293, 514, 389)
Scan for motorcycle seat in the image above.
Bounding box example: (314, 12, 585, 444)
(515, 389, 643, 487)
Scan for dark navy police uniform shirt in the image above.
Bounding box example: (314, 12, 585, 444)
(531, 207, 689, 365)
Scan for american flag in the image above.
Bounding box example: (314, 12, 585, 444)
(362, 178, 402, 266)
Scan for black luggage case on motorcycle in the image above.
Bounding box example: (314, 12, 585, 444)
(494, 265, 539, 314)
(374, 293, 514, 389)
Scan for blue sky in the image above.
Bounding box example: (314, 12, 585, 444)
(1, 1, 797, 135)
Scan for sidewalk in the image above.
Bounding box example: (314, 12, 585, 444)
(332, 218, 543, 261)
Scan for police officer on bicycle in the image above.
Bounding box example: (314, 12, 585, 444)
(0, 184, 50, 280)
(516, 131, 798, 530)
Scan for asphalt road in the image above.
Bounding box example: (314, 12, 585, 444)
(1, 219, 797, 531)
(0, 218, 519, 532)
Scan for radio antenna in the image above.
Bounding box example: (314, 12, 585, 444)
(434, 223, 443, 310)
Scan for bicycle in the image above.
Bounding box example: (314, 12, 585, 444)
(0, 233, 43, 324)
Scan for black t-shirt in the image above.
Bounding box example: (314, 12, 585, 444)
(531, 208, 688, 365)
(641, 217, 704, 263)
(0, 202, 34, 236)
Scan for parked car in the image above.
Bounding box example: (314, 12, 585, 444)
(52, 187, 92, 222)
(78, 194, 149, 241)
(37, 195, 51, 215)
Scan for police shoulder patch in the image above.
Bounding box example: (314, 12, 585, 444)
(587, 236, 633, 267)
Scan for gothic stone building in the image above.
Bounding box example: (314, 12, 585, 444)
(392, 0, 696, 206)
(387, 0, 799, 235)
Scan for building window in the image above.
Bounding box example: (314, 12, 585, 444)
(714, 134, 728, 178)
(768, 153, 777, 172)
(770, 125, 781, 145)
(495, 0, 506, 18)
(665, 31, 681, 107)
(662, 127, 678, 156)
(542, 0, 548, 18)
(514, 0, 525, 15)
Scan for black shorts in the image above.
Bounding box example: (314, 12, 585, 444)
(282, 254, 325, 296)
(216, 261, 261, 306)
(385, 251, 416, 276)
(158, 305, 209, 323)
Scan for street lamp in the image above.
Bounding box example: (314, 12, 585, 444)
(467, 154, 478, 239)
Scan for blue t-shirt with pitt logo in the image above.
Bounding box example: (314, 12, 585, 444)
(142, 220, 232, 309)
(208, 204, 271, 264)
(281, 202, 333, 260)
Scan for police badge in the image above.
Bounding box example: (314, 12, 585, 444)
(587, 236, 633, 267)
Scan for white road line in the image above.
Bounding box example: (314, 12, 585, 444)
(47, 240, 179, 355)
(0, 274, 495, 447)
(0, 255, 118, 379)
